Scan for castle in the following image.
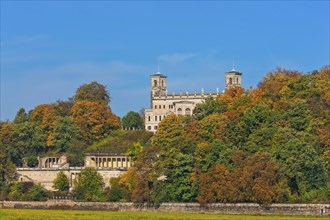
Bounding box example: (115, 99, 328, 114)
(145, 68, 242, 132)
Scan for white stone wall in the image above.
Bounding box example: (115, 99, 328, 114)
(16, 168, 126, 191)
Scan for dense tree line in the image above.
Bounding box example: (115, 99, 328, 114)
(116, 67, 330, 205)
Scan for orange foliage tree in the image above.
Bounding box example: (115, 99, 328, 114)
(31, 104, 60, 147)
(197, 163, 234, 205)
(233, 152, 286, 204)
(71, 101, 120, 144)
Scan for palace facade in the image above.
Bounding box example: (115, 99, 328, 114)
(145, 68, 242, 133)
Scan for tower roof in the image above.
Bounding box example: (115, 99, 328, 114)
(225, 69, 242, 75)
(151, 71, 167, 77)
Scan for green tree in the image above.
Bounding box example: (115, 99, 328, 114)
(121, 111, 143, 128)
(193, 96, 228, 120)
(194, 140, 233, 173)
(53, 117, 81, 152)
(151, 114, 187, 151)
(0, 151, 16, 186)
(13, 121, 47, 167)
(53, 171, 69, 192)
(126, 142, 143, 161)
(73, 167, 105, 201)
(67, 140, 87, 167)
(55, 99, 75, 117)
(28, 184, 48, 201)
(74, 81, 110, 104)
(13, 108, 29, 124)
(8, 182, 24, 201)
(106, 177, 124, 201)
(270, 128, 327, 195)
(159, 152, 196, 202)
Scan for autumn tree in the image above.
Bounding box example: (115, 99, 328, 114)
(31, 104, 60, 147)
(74, 81, 110, 104)
(0, 122, 17, 164)
(258, 68, 301, 103)
(197, 163, 233, 205)
(118, 168, 137, 201)
(129, 145, 160, 203)
(232, 152, 286, 204)
(71, 101, 120, 144)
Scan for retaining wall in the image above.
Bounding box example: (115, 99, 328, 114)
(1, 200, 329, 216)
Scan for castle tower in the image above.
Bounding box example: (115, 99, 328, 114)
(225, 68, 242, 90)
(150, 71, 167, 102)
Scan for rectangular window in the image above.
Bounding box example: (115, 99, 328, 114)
(148, 116, 151, 121)
(155, 105, 157, 109)
(159, 116, 162, 121)
(159, 105, 161, 109)
(163, 105, 165, 109)
(155, 116, 157, 121)
(147, 126, 151, 130)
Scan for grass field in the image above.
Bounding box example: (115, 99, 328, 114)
(0, 209, 328, 220)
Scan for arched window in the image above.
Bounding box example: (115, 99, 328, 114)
(185, 108, 191, 116)
(229, 77, 232, 84)
(177, 108, 182, 115)
(154, 80, 157, 87)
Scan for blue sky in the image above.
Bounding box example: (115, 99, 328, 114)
(1, 1, 329, 121)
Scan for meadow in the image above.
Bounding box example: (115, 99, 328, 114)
(0, 209, 328, 220)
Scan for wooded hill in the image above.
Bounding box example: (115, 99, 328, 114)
(0, 66, 329, 204)
(117, 67, 330, 205)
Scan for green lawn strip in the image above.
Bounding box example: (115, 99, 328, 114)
(0, 209, 327, 220)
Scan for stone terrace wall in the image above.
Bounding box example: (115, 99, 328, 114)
(1, 200, 329, 216)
